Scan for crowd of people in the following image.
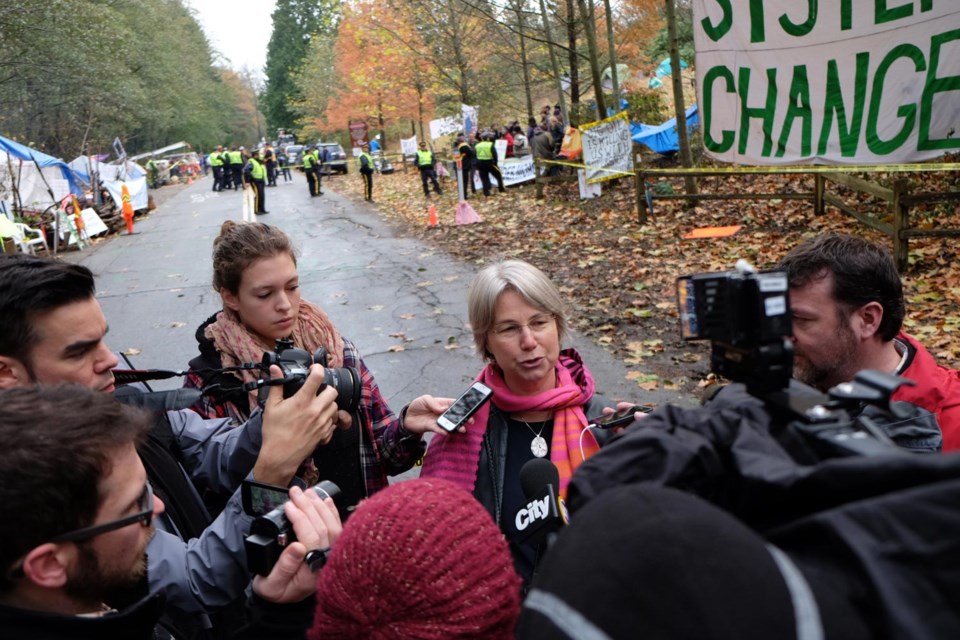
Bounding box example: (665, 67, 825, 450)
(1, 223, 959, 638)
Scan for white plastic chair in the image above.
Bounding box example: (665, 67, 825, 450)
(14, 223, 49, 254)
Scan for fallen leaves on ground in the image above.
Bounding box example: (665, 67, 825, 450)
(327, 160, 960, 398)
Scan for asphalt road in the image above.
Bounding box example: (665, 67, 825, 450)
(63, 174, 679, 443)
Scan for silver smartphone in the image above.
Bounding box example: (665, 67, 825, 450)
(436, 381, 494, 432)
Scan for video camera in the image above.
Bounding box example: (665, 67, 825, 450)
(676, 261, 926, 458)
(244, 338, 362, 414)
(245, 480, 342, 576)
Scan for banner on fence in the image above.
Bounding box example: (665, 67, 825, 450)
(429, 117, 460, 141)
(692, 1, 960, 165)
(580, 111, 634, 184)
(400, 136, 418, 157)
(472, 156, 535, 189)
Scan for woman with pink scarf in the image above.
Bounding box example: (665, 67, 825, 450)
(421, 259, 617, 587)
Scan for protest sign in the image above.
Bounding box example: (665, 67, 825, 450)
(580, 112, 634, 184)
(430, 117, 460, 140)
(494, 139, 508, 160)
(692, 1, 960, 165)
(400, 136, 418, 157)
(472, 156, 535, 189)
(462, 104, 478, 135)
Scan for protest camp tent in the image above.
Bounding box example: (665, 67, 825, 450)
(0, 135, 83, 212)
(631, 105, 700, 155)
(68, 154, 149, 211)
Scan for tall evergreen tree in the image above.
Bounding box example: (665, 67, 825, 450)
(263, 0, 341, 134)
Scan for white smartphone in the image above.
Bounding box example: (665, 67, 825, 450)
(436, 381, 494, 432)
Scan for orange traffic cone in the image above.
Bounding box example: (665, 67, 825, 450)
(121, 183, 135, 234)
(427, 204, 439, 228)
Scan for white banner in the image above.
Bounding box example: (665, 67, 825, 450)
(400, 136, 418, 156)
(692, 1, 960, 165)
(581, 112, 634, 184)
(462, 104, 478, 136)
(429, 117, 460, 141)
(472, 156, 535, 189)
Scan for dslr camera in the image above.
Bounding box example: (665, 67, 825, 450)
(676, 262, 933, 457)
(251, 338, 362, 413)
(245, 480, 342, 576)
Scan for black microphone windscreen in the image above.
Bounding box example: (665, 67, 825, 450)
(520, 458, 560, 500)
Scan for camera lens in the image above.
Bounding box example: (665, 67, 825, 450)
(322, 367, 361, 414)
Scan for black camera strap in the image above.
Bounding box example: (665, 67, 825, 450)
(313, 413, 364, 517)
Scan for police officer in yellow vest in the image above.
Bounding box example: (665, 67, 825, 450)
(358, 142, 375, 202)
(244, 149, 268, 214)
(303, 145, 321, 197)
(227, 146, 244, 190)
(474, 131, 505, 196)
(415, 141, 443, 198)
(210, 145, 225, 192)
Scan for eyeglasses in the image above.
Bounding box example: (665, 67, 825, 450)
(490, 314, 555, 340)
(49, 481, 155, 543)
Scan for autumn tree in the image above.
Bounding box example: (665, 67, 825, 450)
(320, 2, 436, 146)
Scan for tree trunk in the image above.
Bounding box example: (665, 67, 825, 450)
(603, 0, 619, 110)
(538, 0, 569, 125)
(577, 0, 606, 119)
(515, 0, 534, 122)
(566, 0, 580, 107)
(665, 0, 697, 201)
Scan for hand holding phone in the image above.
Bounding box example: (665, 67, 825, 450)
(589, 405, 652, 429)
(436, 382, 494, 432)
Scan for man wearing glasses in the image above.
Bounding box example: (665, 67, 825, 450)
(0, 254, 341, 637)
(0, 385, 339, 638)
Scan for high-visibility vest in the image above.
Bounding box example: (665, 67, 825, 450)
(303, 153, 315, 169)
(358, 152, 373, 172)
(249, 158, 266, 180)
(210, 152, 223, 167)
(228, 151, 243, 164)
(416, 150, 433, 168)
(475, 141, 494, 160)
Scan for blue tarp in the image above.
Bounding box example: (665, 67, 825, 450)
(631, 105, 699, 155)
(0, 135, 82, 195)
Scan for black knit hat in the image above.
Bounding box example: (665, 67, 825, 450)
(517, 485, 802, 640)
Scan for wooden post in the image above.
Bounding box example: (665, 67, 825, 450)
(892, 179, 908, 271)
(535, 160, 545, 200)
(814, 174, 824, 215)
(636, 170, 648, 224)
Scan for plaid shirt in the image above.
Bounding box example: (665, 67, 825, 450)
(184, 337, 425, 497)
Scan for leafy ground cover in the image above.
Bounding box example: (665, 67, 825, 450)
(329, 161, 960, 399)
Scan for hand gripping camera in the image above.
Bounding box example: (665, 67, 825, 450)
(245, 480, 342, 576)
(245, 338, 362, 413)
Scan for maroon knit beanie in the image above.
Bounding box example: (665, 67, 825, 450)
(309, 478, 522, 639)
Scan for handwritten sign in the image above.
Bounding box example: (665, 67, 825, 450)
(400, 136, 418, 157)
(472, 156, 535, 189)
(580, 112, 634, 184)
(430, 117, 461, 140)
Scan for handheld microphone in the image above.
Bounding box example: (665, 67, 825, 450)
(514, 458, 567, 546)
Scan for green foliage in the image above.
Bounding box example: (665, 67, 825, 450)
(0, 0, 256, 157)
(263, 0, 342, 133)
(645, 0, 694, 65)
(625, 89, 668, 125)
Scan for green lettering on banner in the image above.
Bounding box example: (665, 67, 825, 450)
(841, 0, 853, 30)
(819, 53, 870, 156)
(920, 28, 960, 150)
(777, 66, 813, 157)
(738, 67, 778, 156)
(867, 44, 925, 154)
(704, 66, 737, 152)
(876, 0, 914, 24)
(780, 0, 818, 37)
(702, 0, 733, 41)
(750, 0, 765, 42)
(921, 0, 932, 10)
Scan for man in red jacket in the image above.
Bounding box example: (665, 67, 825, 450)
(778, 233, 960, 450)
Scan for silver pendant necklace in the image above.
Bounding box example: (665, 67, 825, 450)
(521, 420, 549, 458)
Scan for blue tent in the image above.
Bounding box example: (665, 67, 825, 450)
(0, 135, 82, 196)
(631, 105, 699, 155)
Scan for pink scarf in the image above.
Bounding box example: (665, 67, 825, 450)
(420, 349, 599, 500)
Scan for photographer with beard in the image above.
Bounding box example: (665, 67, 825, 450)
(0, 385, 341, 639)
